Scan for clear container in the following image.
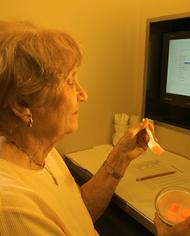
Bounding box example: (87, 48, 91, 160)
(155, 186, 190, 226)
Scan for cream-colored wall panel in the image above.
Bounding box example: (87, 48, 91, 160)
(155, 125, 190, 159)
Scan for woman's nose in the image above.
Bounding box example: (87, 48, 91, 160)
(78, 85, 88, 102)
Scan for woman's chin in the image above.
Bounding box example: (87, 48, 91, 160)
(66, 124, 79, 134)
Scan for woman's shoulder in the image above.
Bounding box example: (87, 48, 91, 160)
(0, 171, 42, 210)
(49, 147, 64, 161)
(0, 170, 66, 236)
(47, 147, 70, 173)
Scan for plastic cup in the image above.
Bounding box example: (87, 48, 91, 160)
(155, 186, 190, 226)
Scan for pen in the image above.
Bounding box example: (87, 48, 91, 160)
(136, 171, 177, 181)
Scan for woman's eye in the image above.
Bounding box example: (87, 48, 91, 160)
(66, 71, 78, 87)
(67, 79, 75, 86)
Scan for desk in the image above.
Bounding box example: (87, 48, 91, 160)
(65, 145, 190, 235)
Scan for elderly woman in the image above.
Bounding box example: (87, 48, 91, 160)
(0, 20, 160, 236)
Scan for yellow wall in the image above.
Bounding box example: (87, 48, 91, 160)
(1, 1, 190, 157)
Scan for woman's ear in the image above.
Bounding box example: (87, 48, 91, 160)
(9, 100, 32, 126)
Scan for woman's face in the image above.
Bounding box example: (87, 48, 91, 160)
(33, 68, 88, 142)
(57, 68, 88, 134)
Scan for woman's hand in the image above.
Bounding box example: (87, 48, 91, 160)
(113, 118, 153, 161)
(154, 212, 190, 236)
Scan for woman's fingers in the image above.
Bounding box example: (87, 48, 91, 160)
(129, 119, 149, 136)
(154, 213, 190, 236)
(154, 213, 173, 236)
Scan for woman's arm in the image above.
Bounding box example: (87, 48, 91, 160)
(80, 119, 151, 222)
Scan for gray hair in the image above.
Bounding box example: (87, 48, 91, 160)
(0, 21, 82, 134)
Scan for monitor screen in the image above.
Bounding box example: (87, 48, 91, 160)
(161, 31, 190, 108)
(166, 38, 190, 96)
